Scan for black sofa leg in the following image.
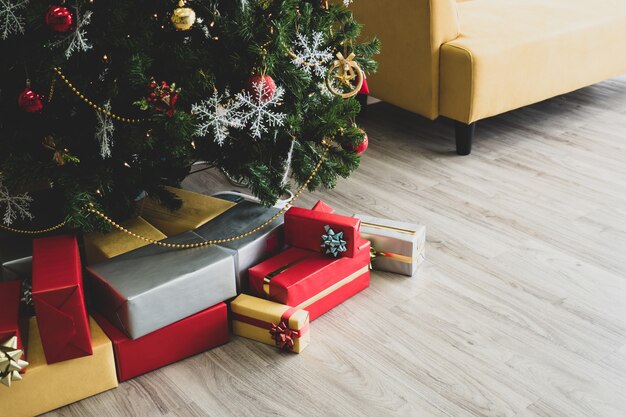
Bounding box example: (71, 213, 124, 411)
(455, 122, 475, 155)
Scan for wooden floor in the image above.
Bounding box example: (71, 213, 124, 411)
(46, 76, 626, 417)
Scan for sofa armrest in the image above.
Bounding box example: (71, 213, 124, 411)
(351, 0, 459, 119)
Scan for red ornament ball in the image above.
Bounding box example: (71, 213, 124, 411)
(45, 5, 73, 33)
(247, 75, 276, 103)
(342, 130, 369, 156)
(18, 88, 44, 113)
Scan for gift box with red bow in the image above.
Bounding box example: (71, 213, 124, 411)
(93, 302, 229, 382)
(249, 202, 370, 321)
(231, 294, 310, 353)
(32, 235, 93, 364)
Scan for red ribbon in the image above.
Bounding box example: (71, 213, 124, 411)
(232, 307, 308, 352)
(270, 321, 296, 350)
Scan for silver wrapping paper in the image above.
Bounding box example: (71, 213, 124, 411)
(194, 201, 284, 292)
(2, 256, 32, 282)
(354, 214, 426, 276)
(87, 231, 236, 339)
(2, 256, 35, 316)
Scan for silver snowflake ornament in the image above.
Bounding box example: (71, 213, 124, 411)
(321, 225, 348, 258)
(0, 176, 33, 226)
(95, 101, 115, 158)
(291, 31, 333, 78)
(192, 89, 243, 146)
(235, 80, 286, 139)
(0, 0, 29, 40)
(47, 6, 93, 59)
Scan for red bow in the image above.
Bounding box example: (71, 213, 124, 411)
(269, 322, 296, 351)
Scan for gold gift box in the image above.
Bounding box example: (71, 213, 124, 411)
(83, 216, 167, 265)
(231, 294, 310, 353)
(0, 317, 118, 417)
(138, 186, 235, 236)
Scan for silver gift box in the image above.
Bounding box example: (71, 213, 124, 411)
(194, 201, 284, 293)
(86, 231, 236, 339)
(354, 214, 426, 276)
(2, 256, 32, 282)
(2, 256, 35, 316)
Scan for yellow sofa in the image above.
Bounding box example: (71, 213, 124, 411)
(351, 0, 626, 154)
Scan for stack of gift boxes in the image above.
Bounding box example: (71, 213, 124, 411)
(0, 187, 425, 416)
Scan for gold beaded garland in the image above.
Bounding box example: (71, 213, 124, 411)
(51, 67, 144, 124)
(1, 137, 335, 246)
(85, 137, 334, 249)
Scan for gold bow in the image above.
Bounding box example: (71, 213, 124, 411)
(43, 136, 80, 166)
(327, 52, 364, 98)
(0, 336, 29, 388)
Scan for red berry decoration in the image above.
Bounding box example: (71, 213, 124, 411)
(18, 85, 44, 113)
(144, 80, 180, 117)
(45, 5, 74, 33)
(247, 74, 276, 103)
(342, 130, 369, 156)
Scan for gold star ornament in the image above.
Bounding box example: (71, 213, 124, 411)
(0, 336, 29, 388)
(326, 52, 364, 99)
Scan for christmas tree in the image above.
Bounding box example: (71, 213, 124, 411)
(0, 0, 379, 232)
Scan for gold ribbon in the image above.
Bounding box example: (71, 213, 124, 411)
(295, 265, 369, 310)
(370, 248, 414, 265)
(361, 221, 418, 236)
(263, 253, 317, 295)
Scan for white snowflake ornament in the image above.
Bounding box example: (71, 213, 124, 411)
(235, 80, 287, 139)
(192, 89, 243, 146)
(47, 6, 93, 59)
(95, 101, 115, 158)
(291, 31, 333, 78)
(0, 0, 29, 40)
(0, 176, 33, 226)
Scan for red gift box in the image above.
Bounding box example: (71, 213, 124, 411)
(93, 302, 229, 382)
(312, 200, 335, 214)
(284, 206, 361, 258)
(32, 235, 92, 364)
(0, 280, 28, 361)
(249, 238, 371, 321)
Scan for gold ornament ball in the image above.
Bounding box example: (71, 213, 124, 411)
(171, 1, 196, 31)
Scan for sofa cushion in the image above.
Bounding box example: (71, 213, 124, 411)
(440, 0, 626, 123)
(351, 0, 459, 120)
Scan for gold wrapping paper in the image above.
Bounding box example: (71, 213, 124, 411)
(138, 187, 235, 236)
(231, 294, 310, 353)
(83, 216, 167, 265)
(0, 317, 118, 417)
